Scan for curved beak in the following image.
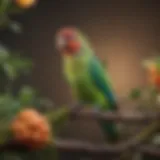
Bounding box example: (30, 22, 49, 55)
(56, 36, 81, 55)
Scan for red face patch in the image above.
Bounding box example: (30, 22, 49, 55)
(56, 27, 81, 55)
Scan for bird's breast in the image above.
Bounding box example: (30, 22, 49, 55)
(64, 57, 88, 82)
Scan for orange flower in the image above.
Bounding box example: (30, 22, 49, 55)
(14, 0, 37, 9)
(11, 108, 51, 149)
(155, 76, 160, 88)
(147, 64, 160, 91)
(148, 65, 157, 84)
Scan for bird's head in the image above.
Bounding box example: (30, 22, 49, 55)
(55, 27, 82, 56)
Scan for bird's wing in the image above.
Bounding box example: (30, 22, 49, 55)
(89, 56, 117, 110)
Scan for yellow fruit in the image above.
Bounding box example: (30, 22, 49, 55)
(11, 108, 51, 149)
(15, 0, 36, 9)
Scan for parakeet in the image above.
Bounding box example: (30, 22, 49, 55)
(143, 57, 160, 107)
(55, 27, 118, 142)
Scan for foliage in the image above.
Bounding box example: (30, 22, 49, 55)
(0, 1, 67, 160)
(0, 44, 52, 109)
(128, 56, 160, 112)
(0, 0, 36, 33)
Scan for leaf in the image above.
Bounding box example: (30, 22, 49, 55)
(8, 21, 22, 34)
(152, 133, 160, 146)
(0, 44, 9, 63)
(3, 62, 18, 80)
(150, 87, 158, 97)
(129, 88, 142, 100)
(0, 0, 11, 15)
(0, 15, 10, 29)
(0, 94, 22, 145)
(2, 55, 32, 80)
(8, 55, 33, 74)
(0, 94, 20, 116)
(46, 107, 70, 135)
(0, 17, 22, 33)
(18, 86, 37, 105)
(37, 98, 54, 109)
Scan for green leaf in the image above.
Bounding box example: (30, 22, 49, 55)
(152, 133, 160, 145)
(0, 44, 9, 63)
(0, 15, 10, 29)
(0, 0, 11, 15)
(46, 107, 70, 135)
(38, 98, 54, 108)
(8, 55, 33, 74)
(3, 62, 18, 80)
(8, 21, 22, 34)
(0, 152, 22, 160)
(2, 55, 32, 80)
(0, 94, 20, 115)
(18, 86, 37, 105)
(155, 57, 160, 72)
(0, 95, 21, 143)
(129, 88, 142, 100)
(150, 87, 158, 96)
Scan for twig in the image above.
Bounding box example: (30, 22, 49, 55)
(139, 145, 160, 156)
(49, 117, 159, 160)
(46, 105, 160, 123)
(0, 106, 159, 158)
(126, 121, 160, 148)
(54, 138, 126, 155)
(53, 121, 159, 155)
(0, 122, 159, 158)
(69, 106, 160, 123)
(119, 120, 160, 159)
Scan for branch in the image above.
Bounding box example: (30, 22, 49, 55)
(69, 105, 160, 123)
(0, 105, 159, 158)
(54, 138, 126, 156)
(139, 145, 160, 156)
(126, 121, 159, 147)
(0, 121, 159, 158)
(119, 121, 160, 159)
(54, 121, 159, 154)
(0, 141, 29, 152)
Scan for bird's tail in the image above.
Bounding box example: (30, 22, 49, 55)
(98, 102, 119, 142)
(99, 119, 119, 142)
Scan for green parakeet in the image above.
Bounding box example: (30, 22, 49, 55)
(55, 27, 118, 142)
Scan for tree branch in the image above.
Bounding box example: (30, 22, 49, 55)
(0, 106, 159, 159)
(69, 106, 160, 123)
(139, 145, 160, 156)
(54, 121, 159, 155)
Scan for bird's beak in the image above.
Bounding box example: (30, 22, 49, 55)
(56, 35, 81, 55)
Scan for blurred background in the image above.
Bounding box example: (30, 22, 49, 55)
(0, 0, 160, 142)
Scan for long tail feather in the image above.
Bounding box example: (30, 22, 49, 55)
(99, 120, 119, 142)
